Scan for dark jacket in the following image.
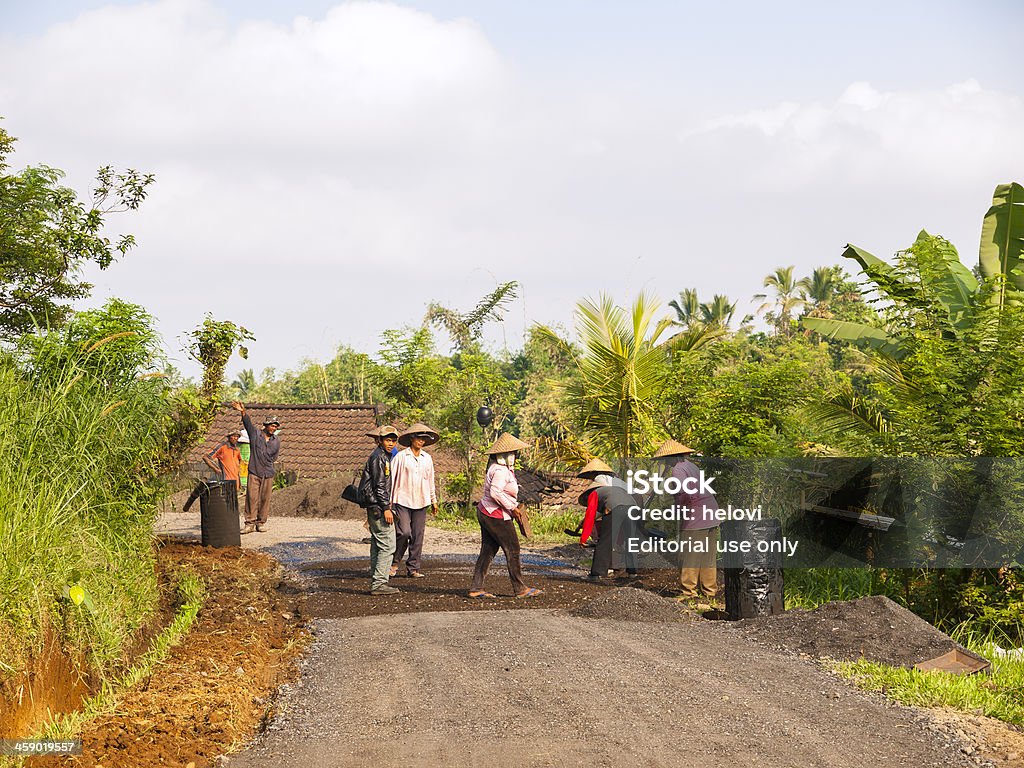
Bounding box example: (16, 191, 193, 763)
(242, 413, 281, 479)
(593, 485, 637, 518)
(359, 446, 392, 510)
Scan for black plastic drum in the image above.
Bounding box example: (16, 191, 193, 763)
(198, 479, 241, 548)
(722, 518, 785, 620)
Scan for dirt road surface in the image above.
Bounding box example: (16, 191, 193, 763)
(157, 511, 983, 768)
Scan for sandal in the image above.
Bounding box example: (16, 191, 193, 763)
(468, 591, 497, 599)
(408, 571, 426, 578)
(515, 587, 543, 599)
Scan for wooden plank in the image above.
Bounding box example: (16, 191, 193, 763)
(802, 503, 896, 531)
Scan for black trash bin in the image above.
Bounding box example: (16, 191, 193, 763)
(722, 517, 784, 620)
(197, 479, 241, 548)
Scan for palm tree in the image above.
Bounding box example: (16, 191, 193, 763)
(666, 288, 735, 350)
(700, 294, 737, 330)
(536, 293, 673, 462)
(668, 289, 700, 328)
(755, 266, 806, 336)
(799, 266, 842, 318)
(231, 368, 256, 398)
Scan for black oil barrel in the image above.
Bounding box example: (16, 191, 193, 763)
(722, 517, 785, 620)
(198, 480, 241, 548)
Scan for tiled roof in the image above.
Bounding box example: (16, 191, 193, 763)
(188, 405, 589, 509)
(188, 403, 380, 480)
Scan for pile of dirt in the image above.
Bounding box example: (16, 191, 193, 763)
(271, 476, 365, 521)
(738, 595, 962, 667)
(162, 477, 366, 522)
(32, 539, 307, 768)
(569, 587, 696, 623)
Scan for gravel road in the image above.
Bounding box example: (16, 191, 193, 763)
(158, 511, 981, 768)
(223, 610, 975, 768)
(156, 511, 487, 564)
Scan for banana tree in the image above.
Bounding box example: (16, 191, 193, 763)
(803, 182, 1022, 355)
(801, 182, 1024, 456)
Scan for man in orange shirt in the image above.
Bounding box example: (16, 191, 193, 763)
(204, 429, 242, 518)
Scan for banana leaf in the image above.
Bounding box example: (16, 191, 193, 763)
(801, 317, 905, 359)
(979, 181, 1024, 300)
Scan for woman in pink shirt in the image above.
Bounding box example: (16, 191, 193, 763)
(469, 433, 542, 599)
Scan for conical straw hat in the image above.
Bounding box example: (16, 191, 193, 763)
(486, 432, 531, 455)
(398, 422, 440, 446)
(577, 479, 605, 506)
(577, 458, 614, 479)
(652, 439, 696, 458)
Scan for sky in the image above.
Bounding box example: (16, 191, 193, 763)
(1, 0, 1022, 380)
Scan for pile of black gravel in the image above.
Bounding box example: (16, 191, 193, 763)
(736, 595, 963, 667)
(570, 587, 696, 623)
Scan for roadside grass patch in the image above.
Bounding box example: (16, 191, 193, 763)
(833, 642, 1024, 728)
(784, 568, 904, 610)
(38, 569, 206, 743)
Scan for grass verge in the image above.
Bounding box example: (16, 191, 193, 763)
(833, 641, 1024, 728)
(0, 569, 207, 768)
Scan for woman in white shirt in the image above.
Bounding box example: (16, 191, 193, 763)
(390, 423, 440, 578)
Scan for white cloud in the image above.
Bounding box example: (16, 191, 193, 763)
(1, 1, 1021, 378)
(685, 79, 1022, 184)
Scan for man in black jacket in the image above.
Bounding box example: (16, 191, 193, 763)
(361, 425, 399, 595)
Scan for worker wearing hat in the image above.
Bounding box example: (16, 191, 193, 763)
(577, 474, 640, 583)
(361, 425, 400, 595)
(570, 458, 617, 547)
(203, 428, 243, 519)
(653, 439, 720, 602)
(231, 401, 282, 534)
(389, 423, 440, 578)
(470, 432, 542, 598)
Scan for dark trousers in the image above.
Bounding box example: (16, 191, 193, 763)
(590, 507, 638, 577)
(393, 504, 427, 573)
(591, 514, 614, 577)
(471, 510, 527, 594)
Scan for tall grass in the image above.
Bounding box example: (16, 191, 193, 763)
(784, 568, 904, 610)
(0, 302, 174, 677)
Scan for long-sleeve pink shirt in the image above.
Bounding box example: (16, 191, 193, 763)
(390, 448, 437, 509)
(479, 463, 518, 520)
(672, 459, 720, 530)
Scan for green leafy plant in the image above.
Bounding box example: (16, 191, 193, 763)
(0, 124, 154, 337)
